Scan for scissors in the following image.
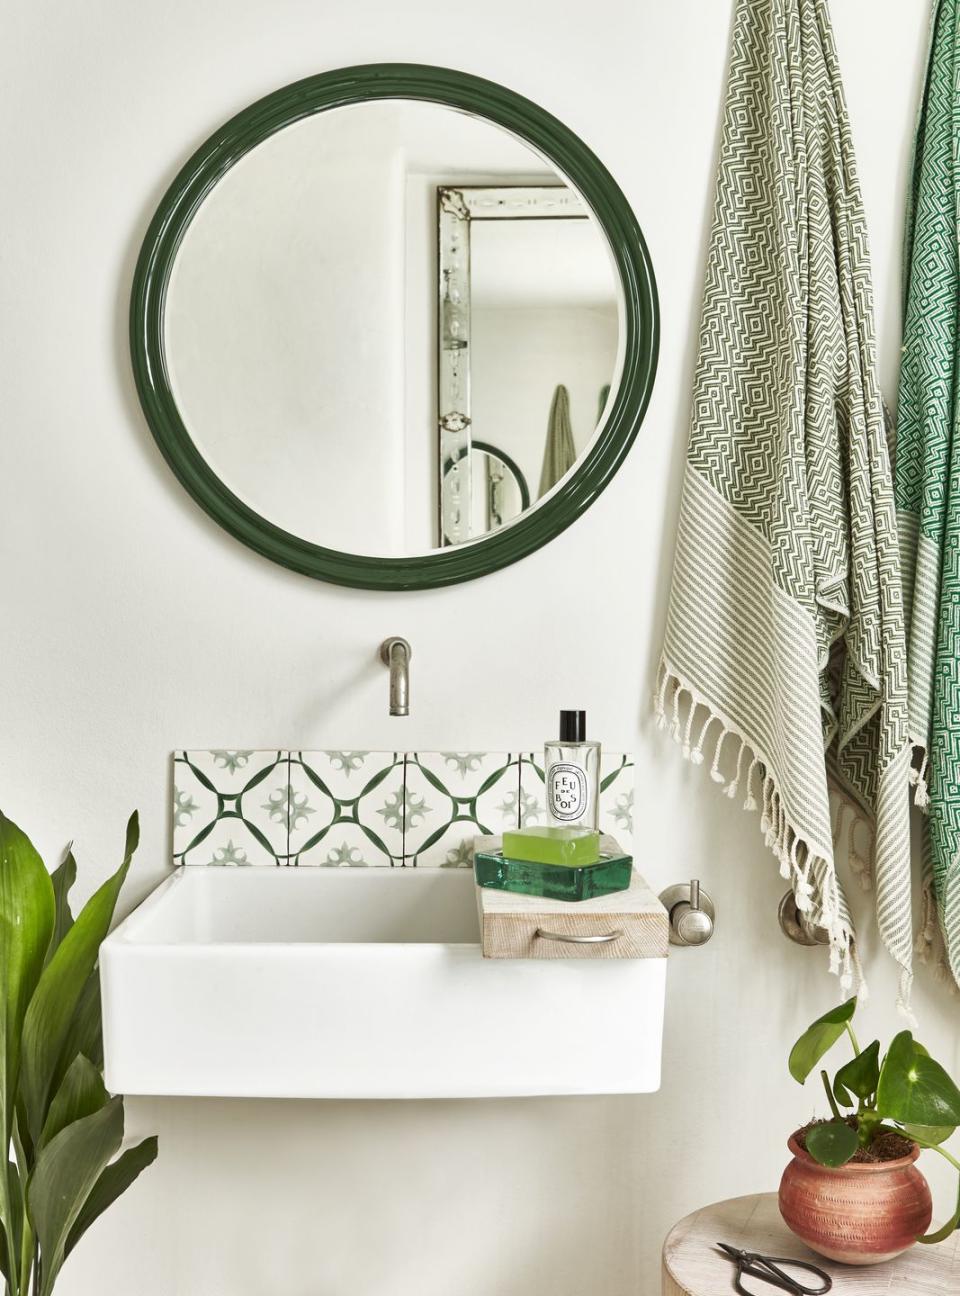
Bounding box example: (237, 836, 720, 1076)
(716, 1243, 833, 1295)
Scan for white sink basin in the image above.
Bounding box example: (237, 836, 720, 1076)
(101, 867, 666, 1099)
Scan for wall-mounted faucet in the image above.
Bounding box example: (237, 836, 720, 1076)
(379, 637, 412, 716)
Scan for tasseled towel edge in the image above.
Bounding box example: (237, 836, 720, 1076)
(655, 658, 862, 995)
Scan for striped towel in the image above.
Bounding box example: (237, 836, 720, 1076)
(656, 0, 914, 1007)
(896, 0, 960, 990)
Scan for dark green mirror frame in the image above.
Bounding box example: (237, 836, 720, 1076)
(130, 63, 659, 591)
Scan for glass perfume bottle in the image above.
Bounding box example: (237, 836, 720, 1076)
(544, 710, 600, 831)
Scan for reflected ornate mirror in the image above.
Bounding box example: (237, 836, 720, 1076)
(131, 64, 658, 590)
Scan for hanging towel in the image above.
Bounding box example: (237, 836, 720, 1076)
(896, 0, 960, 988)
(598, 383, 611, 424)
(656, 0, 913, 1005)
(538, 384, 576, 498)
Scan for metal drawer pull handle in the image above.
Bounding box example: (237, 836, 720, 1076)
(534, 927, 622, 944)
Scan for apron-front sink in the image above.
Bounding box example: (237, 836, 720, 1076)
(101, 866, 667, 1099)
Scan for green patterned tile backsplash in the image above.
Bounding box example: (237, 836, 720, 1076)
(173, 750, 634, 867)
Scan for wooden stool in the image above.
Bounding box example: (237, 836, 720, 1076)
(662, 1192, 960, 1294)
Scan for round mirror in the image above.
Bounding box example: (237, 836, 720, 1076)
(131, 65, 658, 589)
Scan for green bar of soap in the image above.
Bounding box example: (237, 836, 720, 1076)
(501, 826, 600, 867)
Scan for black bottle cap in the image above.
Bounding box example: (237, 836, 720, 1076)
(559, 710, 586, 742)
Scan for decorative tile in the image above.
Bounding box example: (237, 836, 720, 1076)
(518, 751, 634, 852)
(173, 751, 290, 865)
(171, 750, 635, 867)
(403, 752, 520, 867)
(517, 754, 548, 828)
(288, 751, 405, 866)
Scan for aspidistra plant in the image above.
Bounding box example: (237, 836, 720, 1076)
(0, 811, 157, 1296)
(789, 997, 960, 1244)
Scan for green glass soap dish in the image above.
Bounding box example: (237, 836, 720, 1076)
(474, 846, 633, 901)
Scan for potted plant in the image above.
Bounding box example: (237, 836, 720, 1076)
(0, 810, 157, 1296)
(780, 996, 960, 1265)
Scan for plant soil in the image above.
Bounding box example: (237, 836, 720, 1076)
(796, 1118, 915, 1163)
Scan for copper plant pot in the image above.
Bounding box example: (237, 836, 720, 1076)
(779, 1133, 933, 1265)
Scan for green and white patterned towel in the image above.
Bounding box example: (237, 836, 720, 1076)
(656, 0, 913, 1005)
(897, 0, 960, 990)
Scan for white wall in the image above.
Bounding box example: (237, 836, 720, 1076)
(0, 3, 947, 1295)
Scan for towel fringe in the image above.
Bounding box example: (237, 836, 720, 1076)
(725, 740, 747, 800)
(654, 661, 860, 993)
(743, 756, 760, 811)
(692, 711, 716, 767)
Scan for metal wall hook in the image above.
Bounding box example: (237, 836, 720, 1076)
(778, 891, 830, 946)
(659, 879, 715, 947)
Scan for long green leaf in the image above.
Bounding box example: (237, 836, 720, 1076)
(46, 849, 77, 965)
(0, 813, 55, 1296)
(39, 1054, 107, 1150)
(64, 1136, 158, 1260)
(28, 1098, 124, 1296)
(19, 814, 138, 1144)
(11, 981, 102, 1173)
(877, 1031, 960, 1127)
(0, 1162, 20, 1285)
(10, 1117, 29, 1294)
(788, 998, 857, 1083)
(50, 971, 103, 1096)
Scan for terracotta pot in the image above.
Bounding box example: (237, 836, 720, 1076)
(779, 1133, 932, 1265)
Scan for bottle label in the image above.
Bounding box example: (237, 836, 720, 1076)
(548, 763, 588, 821)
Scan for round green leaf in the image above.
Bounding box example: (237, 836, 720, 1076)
(877, 1031, 960, 1128)
(805, 1120, 858, 1168)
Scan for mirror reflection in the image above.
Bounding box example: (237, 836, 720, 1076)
(164, 100, 621, 558)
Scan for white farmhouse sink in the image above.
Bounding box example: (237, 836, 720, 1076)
(101, 867, 666, 1099)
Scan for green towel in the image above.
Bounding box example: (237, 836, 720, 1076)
(896, 0, 960, 988)
(657, 0, 913, 1006)
(538, 384, 576, 498)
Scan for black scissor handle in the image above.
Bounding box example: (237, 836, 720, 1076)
(717, 1243, 832, 1296)
(742, 1252, 832, 1296)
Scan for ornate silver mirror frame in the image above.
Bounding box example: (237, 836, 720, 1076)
(437, 184, 590, 547)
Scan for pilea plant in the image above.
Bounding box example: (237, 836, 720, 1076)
(0, 810, 157, 1296)
(789, 997, 960, 1243)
